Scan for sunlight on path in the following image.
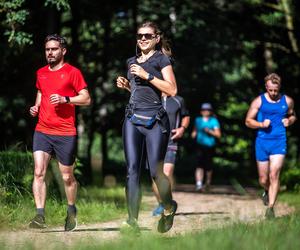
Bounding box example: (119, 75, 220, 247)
(0, 185, 294, 249)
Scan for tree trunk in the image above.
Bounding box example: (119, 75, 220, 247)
(46, 6, 61, 34)
(263, 43, 275, 74)
(70, 0, 93, 184)
(99, 11, 112, 172)
(281, 0, 299, 56)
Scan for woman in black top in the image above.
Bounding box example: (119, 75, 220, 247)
(116, 21, 177, 233)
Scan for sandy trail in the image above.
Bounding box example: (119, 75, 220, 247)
(0, 185, 294, 249)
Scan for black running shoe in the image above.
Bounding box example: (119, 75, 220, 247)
(157, 200, 177, 233)
(29, 214, 47, 229)
(262, 190, 269, 206)
(64, 212, 77, 232)
(265, 207, 275, 220)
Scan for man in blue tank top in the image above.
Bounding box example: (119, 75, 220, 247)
(245, 73, 296, 219)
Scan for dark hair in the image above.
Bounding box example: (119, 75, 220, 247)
(264, 73, 281, 85)
(137, 21, 172, 57)
(44, 34, 67, 49)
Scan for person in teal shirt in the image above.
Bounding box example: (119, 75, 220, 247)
(191, 103, 221, 191)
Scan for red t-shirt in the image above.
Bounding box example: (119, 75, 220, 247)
(35, 63, 87, 135)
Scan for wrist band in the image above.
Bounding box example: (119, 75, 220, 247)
(65, 96, 70, 103)
(147, 73, 154, 81)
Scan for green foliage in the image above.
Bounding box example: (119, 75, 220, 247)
(104, 213, 300, 250)
(0, 151, 33, 201)
(5, 9, 28, 25)
(4, 192, 299, 250)
(257, 10, 284, 26)
(0, 150, 83, 202)
(0, 186, 126, 229)
(0, 0, 300, 187)
(281, 136, 300, 191)
(77, 186, 126, 223)
(0, 0, 32, 45)
(0, 0, 69, 45)
(282, 168, 300, 191)
(44, 0, 70, 11)
(4, 30, 32, 45)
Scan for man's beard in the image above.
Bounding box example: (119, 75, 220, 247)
(47, 57, 60, 66)
(47, 54, 63, 66)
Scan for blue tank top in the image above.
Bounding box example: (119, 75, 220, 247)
(257, 94, 288, 139)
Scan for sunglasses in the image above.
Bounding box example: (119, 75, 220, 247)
(136, 33, 156, 40)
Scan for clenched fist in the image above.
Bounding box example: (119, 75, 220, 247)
(29, 105, 39, 117)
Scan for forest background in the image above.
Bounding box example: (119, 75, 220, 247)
(1, 0, 300, 190)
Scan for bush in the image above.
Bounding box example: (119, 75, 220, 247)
(281, 167, 300, 192)
(0, 151, 84, 202)
(0, 151, 33, 201)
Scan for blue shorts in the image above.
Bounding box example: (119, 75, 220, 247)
(164, 149, 177, 165)
(255, 137, 287, 162)
(33, 131, 77, 166)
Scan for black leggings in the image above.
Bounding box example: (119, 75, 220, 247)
(122, 117, 172, 220)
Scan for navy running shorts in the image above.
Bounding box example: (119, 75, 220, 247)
(33, 131, 77, 166)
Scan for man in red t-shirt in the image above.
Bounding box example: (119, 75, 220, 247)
(29, 34, 91, 231)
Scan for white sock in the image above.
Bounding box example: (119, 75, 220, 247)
(196, 181, 202, 187)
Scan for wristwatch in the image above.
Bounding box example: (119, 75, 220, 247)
(65, 96, 70, 103)
(147, 73, 154, 81)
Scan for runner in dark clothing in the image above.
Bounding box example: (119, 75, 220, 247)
(116, 21, 178, 233)
(152, 94, 190, 216)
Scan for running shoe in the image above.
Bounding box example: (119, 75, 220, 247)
(29, 214, 47, 229)
(262, 190, 269, 206)
(157, 200, 177, 233)
(152, 203, 164, 216)
(120, 218, 140, 235)
(204, 184, 211, 193)
(195, 184, 203, 192)
(64, 212, 77, 231)
(265, 207, 275, 220)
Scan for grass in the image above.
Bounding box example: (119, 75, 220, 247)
(64, 191, 300, 250)
(0, 186, 126, 229)
(1, 189, 300, 250)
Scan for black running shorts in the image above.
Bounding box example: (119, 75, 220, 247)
(164, 149, 177, 165)
(33, 131, 77, 166)
(196, 145, 215, 171)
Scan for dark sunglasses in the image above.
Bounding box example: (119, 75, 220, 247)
(136, 33, 156, 40)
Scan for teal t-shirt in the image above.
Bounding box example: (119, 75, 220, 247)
(195, 116, 220, 147)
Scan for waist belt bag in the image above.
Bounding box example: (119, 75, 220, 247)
(129, 113, 157, 128)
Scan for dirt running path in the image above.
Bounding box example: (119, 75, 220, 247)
(0, 185, 294, 249)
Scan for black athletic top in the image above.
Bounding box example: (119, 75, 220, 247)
(127, 51, 171, 115)
(162, 95, 189, 149)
